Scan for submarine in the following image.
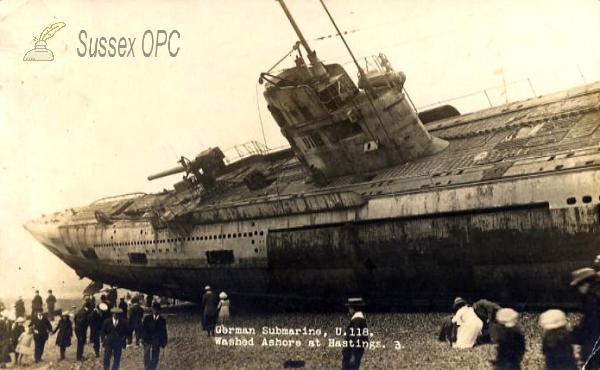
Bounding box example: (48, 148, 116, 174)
(24, 0, 600, 310)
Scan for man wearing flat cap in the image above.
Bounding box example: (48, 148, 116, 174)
(101, 307, 128, 370)
(570, 267, 600, 368)
(342, 298, 369, 370)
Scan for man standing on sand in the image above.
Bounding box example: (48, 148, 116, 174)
(127, 298, 144, 347)
(342, 298, 369, 370)
(74, 300, 91, 361)
(101, 307, 128, 370)
(141, 303, 168, 370)
(46, 290, 57, 321)
(31, 291, 43, 316)
(31, 310, 52, 363)
(202, 286, 218, 337)
(14, 297, 25, 319)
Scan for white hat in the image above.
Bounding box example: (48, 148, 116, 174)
(16, 317, 26, 323)
(219, 292, 227, 299)
(98, 303, 109, 311)
(539, 309, 567, 330)
(496, 308, 519, 327)
(205, 285, 211, 291)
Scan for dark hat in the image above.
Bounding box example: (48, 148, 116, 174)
(111, 307, 123, 314)
(453, 297, 467, 309)
(345, 297, 365, 307)
(152, 302, 161, 311)
(131, 297, 139, 304)
(48, 289, 52, 293)
(35, 290, 39, 294)
(570, 267, 598, 286)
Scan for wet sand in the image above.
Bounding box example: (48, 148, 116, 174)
(4, 303, 583, 370)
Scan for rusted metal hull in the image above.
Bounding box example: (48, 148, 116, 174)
(46, 202, 598, 309)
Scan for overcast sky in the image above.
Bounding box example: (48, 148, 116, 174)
(1, 0, 599, 301)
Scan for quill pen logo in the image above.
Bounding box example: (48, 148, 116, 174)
(23, 22, 66, 61)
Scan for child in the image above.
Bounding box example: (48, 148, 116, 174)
(52, 311, 73, 360)
(15, 325, 34, 365)
(492, 308, 525, 370)
(539, 309, 577, 370)
(217, 292, 231, 325)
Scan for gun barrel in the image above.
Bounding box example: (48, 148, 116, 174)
(147, 166, 185, 181)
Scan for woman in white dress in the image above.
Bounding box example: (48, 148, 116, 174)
(451, 297, 483, 349)
(217, 292, 231, 325)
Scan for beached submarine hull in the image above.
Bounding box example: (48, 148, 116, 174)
(24, 81, 600, 310)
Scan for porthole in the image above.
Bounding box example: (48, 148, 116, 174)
(243, 233, 247, 237)
(254, 248, 259, 253)
(251, 240, 255, 244)
(259, 231, 264, 236)
(582, 195, 592, 203)
(566, 197, 576, 205)
(227, 234, 231, 238)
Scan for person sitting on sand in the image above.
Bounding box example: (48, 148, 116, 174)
(451, 297, 483, 349)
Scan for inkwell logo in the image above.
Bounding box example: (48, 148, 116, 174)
(23, 22, 66, 61)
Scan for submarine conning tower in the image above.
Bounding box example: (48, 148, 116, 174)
(263, 0, 448, 184)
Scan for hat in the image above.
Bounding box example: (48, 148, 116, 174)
(35, 290, 39, 294)
(98, 303, 109, 311)
(219, 292, 228, 299)
(205, 285, 211, 291)
(539, 309, 567, 330)
(48, 289, 52, 293)
(570, 268, 598, 286)
(62, 311, 70, 317)
(110, 307, 123, 314)
(345, 297, 365, 307)
(152, 302, 161, 311)
(16, 317, 25, 323)
(496, 308, 519, 327)
(453, 297, 467, 309)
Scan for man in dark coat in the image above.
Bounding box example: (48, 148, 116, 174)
(31, 291, 43, 315)
(31, 311, 52, 363)
(118, 298, 128, 321)
(127, 297, 144, 347)
(0, 316, 11, 368)
(14, 297, 25, 319)
(46, 290, 57, 321)
(101, 307, 128, 370)
(52, 312, 73, 360)
(107, 288, 118, 310)
(89, 302, 109, 358)
(342, 298, 369, 370)
(571, 268, 600, 368)
(74, 301, 91, 361)
(473, 298, 502, 343)
(202, 286, 218, 337)
(141, 303, 168, 370)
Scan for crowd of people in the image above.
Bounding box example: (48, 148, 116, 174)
(0, 289, 169, 370)
(435, 265, 600, 370)
(2, 265, 600, 370)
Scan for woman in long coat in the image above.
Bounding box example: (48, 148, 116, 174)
(52, 312, 73, 360)
(451, 297, 483, 349)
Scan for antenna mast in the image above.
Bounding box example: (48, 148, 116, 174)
(277, 0, 328, 79)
